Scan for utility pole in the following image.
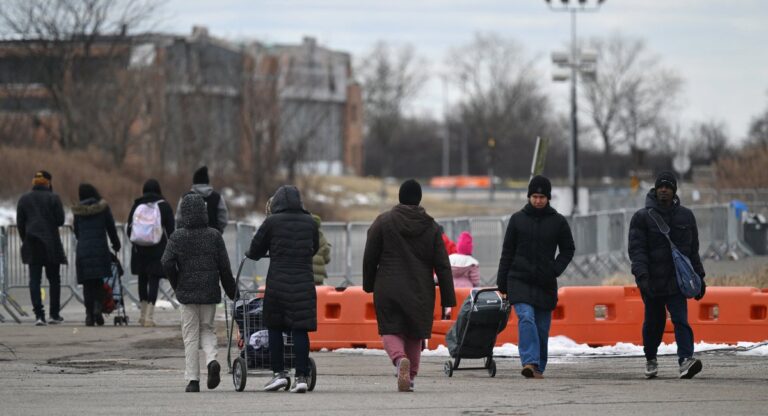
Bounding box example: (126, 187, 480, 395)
(546, 0, 605, 215)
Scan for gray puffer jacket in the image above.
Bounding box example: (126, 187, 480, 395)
(162, 194, 236, 304)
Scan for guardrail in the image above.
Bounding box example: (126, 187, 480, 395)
(0, 203, 749, 320)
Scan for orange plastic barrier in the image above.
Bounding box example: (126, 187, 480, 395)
(310, 286, 381, 350)
(311, 286, 768, 351)
(429, 176, 491, 189)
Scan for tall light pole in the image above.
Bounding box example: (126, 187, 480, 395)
(546, 0, 605, 215)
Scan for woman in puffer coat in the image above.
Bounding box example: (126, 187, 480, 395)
(72, 183, 121, 326)
(449, 231, 481, 288)
(312, 214, 331, 285)
(246, 185, 319, 393)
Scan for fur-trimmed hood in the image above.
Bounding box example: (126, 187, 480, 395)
(72, 198, 108, 216)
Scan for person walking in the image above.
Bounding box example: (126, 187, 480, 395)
(16, 170, 67, 326)
(496, 175, 575, 379)
(363, 179, 456, 392)
(127, 179, 175, 327)
(176, 166, 228, 233)
(312, 214, 331, 285)
(72, 184, 121, 326)
(449, 231, 481, 288)
(628, 171, 706, 379)
(162, 194, 236, 392)
(246, 185, 319, 393)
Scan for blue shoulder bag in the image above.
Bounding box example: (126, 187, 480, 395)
(647, 209, 703, 299)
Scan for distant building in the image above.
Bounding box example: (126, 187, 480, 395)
(0, 28, 363, 176)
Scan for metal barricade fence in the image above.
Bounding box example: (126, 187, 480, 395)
(0, 203, 743, 317)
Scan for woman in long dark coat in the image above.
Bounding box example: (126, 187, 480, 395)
(72, 183, 121, 326)
(246, 185, 319, 393)
(363, 179, 456, 392)
(127, 179, 175, 326)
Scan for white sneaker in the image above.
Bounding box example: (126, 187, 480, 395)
(263, 372, 289, 391)
(645, 359, 658, 379)
(35, 318, 47, 326)
(290, 376, 308, 393)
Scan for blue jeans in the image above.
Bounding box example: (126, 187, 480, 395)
(513, 303, 552, 373)
(642, 293, 694, 365)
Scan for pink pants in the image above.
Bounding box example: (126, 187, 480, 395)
(381, 334, 423, 380)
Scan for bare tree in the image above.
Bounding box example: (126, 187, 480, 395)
(0, 0, 162, 155)
(582, 33, 683, 163)
(746, 103, 768, 149)
(446, 33, 562, 178)
(357, 41, 427, 177)
(689, 119, 730, 164)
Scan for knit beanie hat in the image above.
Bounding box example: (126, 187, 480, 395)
(193, 166, 209, 185)
(527, 175, 552, 199)
(456, 231, 473, 255)
(142, 178, 162, 196)
(32, 170, 52, 187)
(654, 171, 677, 194)
(399, 179, 422, 206)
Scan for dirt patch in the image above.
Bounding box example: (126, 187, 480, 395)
(130, 335, 182, 350)
(47, 356, 155, 373)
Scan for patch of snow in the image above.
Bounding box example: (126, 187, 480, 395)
(0, 203, 15, 226)
(327, 185, 344, 193)
(335, 336, 768, 358)
(310, 192, 333, 204)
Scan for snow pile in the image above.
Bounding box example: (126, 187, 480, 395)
(335, 336, 768, 357)
(0, 203, 15, 226)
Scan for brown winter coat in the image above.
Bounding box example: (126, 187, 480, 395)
(362, 204, 456, 339)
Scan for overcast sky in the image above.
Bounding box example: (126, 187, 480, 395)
(163, 0, 768, 146)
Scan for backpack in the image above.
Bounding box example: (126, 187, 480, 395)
(130, 200, 164, 246)
(647, 209, 703, 298)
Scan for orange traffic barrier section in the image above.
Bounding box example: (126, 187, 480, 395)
(310, 286, 382, 350)
(311, 286, 768, 351)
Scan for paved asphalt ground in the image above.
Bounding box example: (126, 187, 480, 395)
(1, 308, 767, 416)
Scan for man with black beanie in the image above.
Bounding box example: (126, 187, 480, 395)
(496, 175, 574, 379)
(16, 170, 67, 325)
(176, 166, 229, 233)
(628, 171, 706, 379)
(363, 179, 455, 391)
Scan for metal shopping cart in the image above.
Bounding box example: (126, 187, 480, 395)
(225, 257, 317, 392)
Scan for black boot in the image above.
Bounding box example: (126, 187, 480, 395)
(185, 380, 200, 392)
(85, 310, 94, 327)
(93, 302, 104, 326)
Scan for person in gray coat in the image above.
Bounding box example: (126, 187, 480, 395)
(175, 166, 228, 233)
(162, 194, 236, 393)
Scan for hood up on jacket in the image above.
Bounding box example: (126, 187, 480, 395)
(270, 185, 307, 214)
(190, 183, 214, 198)
(71, 198, 108, 216)
(645, 188, 681, 212)
(179, 193, 208, 229)
(391, 204, 434, 238)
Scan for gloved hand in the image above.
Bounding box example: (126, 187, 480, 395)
(695, 280, 707, 301)
(636, 275, 651, 298)
(442, 307, 453, 320)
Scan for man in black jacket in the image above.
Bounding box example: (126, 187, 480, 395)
(16, 171, 67, 326)
(496, 175, 575, 379)
(628, 171, 706, 380)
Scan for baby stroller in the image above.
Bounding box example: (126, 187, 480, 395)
(103, 252, 129, 326)
(225, 257, 317, 392)
(444, 288, 510, 377)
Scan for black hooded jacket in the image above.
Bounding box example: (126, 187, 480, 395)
(161, 194, 236, 304)
(247, 186, 320, 331)
(72, 199, 120, 283)
(628, 189, 705, 297)
(496, 203, 575, 311)
(362, 204, 456, 339)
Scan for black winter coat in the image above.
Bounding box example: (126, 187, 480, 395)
(362, 204, 456, 339)
(127, 193, 175, 276)
(16, 185, 67, 265)
(161, 194, 236, 304)
(496, 203, 575, 311)
(247, 186, 319, 332)
(72, 199, 121, 284)
(628, 190, 705, 298)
